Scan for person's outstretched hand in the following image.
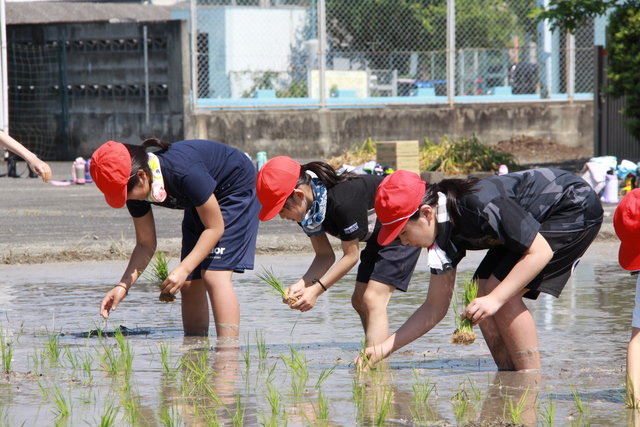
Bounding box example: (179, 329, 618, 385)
(28, 158, 52, 182)
(100, 286, 128, 319)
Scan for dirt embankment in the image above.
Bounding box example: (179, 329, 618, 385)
(493, 135, 592, 172)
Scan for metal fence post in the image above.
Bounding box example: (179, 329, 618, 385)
(190, 0, 198, 110)
(446, 0, 455, 104)
(318, 0, 327, 109)
(0, 0, 8, 132)
(143, 25, 150, 132)
(567, 32, 575, 101)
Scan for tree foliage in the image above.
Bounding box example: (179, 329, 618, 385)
(531, 0, 640, 140)
(529, 0, 618, 33)
(326, 0, 529, 70)
(607, 3, 640, 140)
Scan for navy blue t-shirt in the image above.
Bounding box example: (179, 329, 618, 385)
(127, 139, 256, 217)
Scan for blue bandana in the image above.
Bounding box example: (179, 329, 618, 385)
(301, 171, 327, 236)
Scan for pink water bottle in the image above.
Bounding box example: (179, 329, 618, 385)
(73, 157, 86, 185)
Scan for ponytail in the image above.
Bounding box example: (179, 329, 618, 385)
(125, 137, 171, 192)
(297, 161, 359, 190)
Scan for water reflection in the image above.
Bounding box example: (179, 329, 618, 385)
(0, 245, 638, 426)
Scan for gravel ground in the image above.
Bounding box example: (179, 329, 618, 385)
(0, 157, 617, 265)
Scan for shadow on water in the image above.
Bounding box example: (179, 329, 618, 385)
(0, 242, 639, 426)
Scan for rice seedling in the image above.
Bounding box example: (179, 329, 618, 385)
(451, 382, 470, 425)
(567, 381, 588, 416)
(230, 394, 245, 427)
(352, 376, 366, 404)
(50, 383, 71, 419)
(314, 390, 329, 421)
(506, 386, 531, 424)
(539, 392, 557, 427)
(266, 382, 282, 414)
(80, 351, 94, 383)
(180, 346, 212, 396)
(97, 398, 120, 427)
(142, 251, 175, 303)
(626, 373, 640, 409)
(314, 364, 336, 388)
(467, 376, 483, 403)
(265, 362, 277, 384)
(256, 267, 298, 307)
(258, 413, 279, 427)
(255, 330, 268, 361)
(159, 400, 183, 427)
(63, 345, 79, 371)
(120, 383, 142, 425)
(411, 366, 435, 403)
(0, 404, 10, 427)
(451, 276, 478, 345)
(374, 385, 394, 426)
(242, 334, 251, 372)
(158, 341, 178, 375)
(99, 340, 119, 376)
(282, 345, 309, 399)
(0, 329, 13, 372)
(44, 329, 62, 363)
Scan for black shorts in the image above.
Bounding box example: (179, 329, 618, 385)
(182, 187, 260, 280)
(474, 222, 601, 300)
(356, 239, 422, 292)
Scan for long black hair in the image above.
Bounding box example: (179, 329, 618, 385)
(297, 161, 359, 189)
(282, 161, 359, 209)
(125, 137, 171, 192)
(411, 177, 480, 226)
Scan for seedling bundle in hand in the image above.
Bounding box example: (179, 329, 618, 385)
(256, 268, 299, 307)
(451, 277, 478, 345)
(142, 251, 175, 302)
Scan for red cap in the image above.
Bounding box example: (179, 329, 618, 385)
(90, 141, 132, 209)
(614, 189, 640, 271)
(375, 170, 426, 246)
(256, 156, 301, 221)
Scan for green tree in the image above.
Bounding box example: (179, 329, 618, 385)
(607, 3, 640, 140)
(326, 0, 527, 71)
(531, 0, 640, 140)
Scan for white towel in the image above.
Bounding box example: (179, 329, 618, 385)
(428, 192, 454, 271)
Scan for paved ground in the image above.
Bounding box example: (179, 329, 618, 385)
(0, 160, 618, 264)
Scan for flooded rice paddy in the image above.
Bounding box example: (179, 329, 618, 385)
(0, 241, 639, 426)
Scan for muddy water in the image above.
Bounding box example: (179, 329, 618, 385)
(0, 241, 638, 426)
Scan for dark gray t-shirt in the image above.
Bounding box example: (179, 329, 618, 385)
(439, 168, 603, 272)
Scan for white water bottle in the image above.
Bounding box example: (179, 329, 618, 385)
(73, 158, 86, 185)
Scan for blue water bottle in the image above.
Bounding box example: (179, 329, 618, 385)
(256, 151, 267, 171)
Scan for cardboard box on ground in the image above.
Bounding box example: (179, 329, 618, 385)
(375, 140, 420, 175)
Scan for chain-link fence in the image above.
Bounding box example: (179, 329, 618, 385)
(188, 0, 602, 109)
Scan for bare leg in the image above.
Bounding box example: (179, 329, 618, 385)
(628, 327, 640, 406)
(180, 278, 210, 335)
(203, 270, 240, 338)
(351, 280, 395, 346)
(476, 278, 514, 370)
(351, 282, 368, 335)
(480, 275, 541, 371)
